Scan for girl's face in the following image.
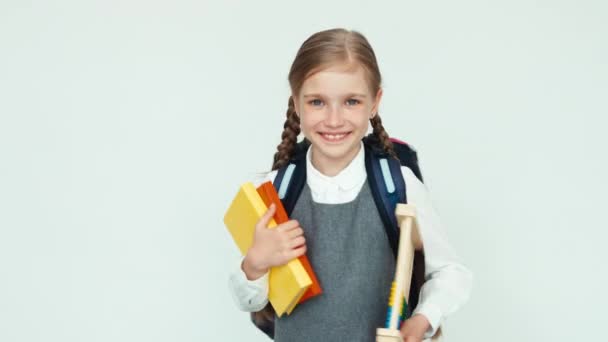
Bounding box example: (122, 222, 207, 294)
(293, 63, 383, 176)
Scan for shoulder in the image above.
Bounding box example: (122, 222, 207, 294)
(251, 170, 278, 188)
(400, 165, 432, 206)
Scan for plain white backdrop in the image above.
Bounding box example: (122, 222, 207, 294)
(1, 1, 606, 341)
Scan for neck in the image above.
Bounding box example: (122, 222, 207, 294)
(310, 143, 361, 177)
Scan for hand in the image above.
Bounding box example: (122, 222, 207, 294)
(399, 314, 430, 342)
(242, 203, 307, 280)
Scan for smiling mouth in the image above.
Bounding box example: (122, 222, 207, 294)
(318, 131, 351, 142)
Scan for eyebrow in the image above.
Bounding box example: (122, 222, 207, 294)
(303, 93, 367, 98)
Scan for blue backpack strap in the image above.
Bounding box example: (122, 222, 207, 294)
(272, 139, 310, 216)
(365, 137, 427, 320)
(363, 142, 407, 258)
(363, 135, 428, 320)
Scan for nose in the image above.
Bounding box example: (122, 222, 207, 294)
(325, 106, 345, 127)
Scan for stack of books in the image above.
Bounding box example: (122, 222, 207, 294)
(223, 181, 322, 316)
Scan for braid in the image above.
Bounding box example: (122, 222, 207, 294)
(272, 96, 301, 170)
(370, 113, 398, 159)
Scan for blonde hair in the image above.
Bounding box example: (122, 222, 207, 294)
(271, 28, 396, 170)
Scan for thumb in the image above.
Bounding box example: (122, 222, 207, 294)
(257, 203, 276, 230)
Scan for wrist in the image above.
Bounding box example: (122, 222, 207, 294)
(242, 250, 268, 280)
(400, 314, 431, 339)
(413, 313, 431, 332)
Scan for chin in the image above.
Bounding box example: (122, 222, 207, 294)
(313, 140, 361, 162)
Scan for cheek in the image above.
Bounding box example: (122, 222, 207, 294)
(297, 115, 315, 137)
(299, 112, 322, 129)
(357, 121, 371, 136)
(353, 113, 371, 130)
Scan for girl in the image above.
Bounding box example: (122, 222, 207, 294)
(228, 28, 472, 342)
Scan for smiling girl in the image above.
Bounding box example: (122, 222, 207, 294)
(228, 28, 472, 342)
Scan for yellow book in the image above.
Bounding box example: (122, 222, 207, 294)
(223, 182, 312, 316)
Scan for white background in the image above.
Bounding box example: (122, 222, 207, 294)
(1, 1, 606, 341)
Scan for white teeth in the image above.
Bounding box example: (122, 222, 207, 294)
(322, 133, 346, 140)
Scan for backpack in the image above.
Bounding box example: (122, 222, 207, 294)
(251, 133, 426, 339)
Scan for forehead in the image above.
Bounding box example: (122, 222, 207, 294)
(300, 64, 372, 97)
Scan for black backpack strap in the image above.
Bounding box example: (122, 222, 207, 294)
(251, 310, 274, 339)
(390, 137, 423, 183)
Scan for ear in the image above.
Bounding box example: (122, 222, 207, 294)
(371, 88, 383, 116)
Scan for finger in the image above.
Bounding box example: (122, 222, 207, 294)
(287, 227, 304, 239)
(289, 236, 305, 249)
(256, 203, 276, 229)
(288, 244, 307, 259)
(276, 219, 299, 232)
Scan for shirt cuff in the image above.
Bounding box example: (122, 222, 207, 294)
(412, 302, 443, 339)
(228, 256, 269, 311)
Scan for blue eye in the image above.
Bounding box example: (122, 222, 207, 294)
(346, 99, 360, 105)
(309, 99, 323, 106)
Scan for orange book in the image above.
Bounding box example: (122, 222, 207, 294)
(256, 181, 323, 304)
(223, 183, 312, 316)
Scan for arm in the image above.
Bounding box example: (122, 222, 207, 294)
(401, 166, 474, 339)
(227, 256, 270, 312)
(227, 170, 285, 312)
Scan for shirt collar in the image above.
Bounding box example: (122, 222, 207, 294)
(306, 141, 367, 194)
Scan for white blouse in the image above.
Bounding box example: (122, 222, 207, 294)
(228, 142, 473, 339)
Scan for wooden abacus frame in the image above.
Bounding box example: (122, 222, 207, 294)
(376, 204, 441, 342)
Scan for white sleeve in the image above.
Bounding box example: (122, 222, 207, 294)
(401, 167, 474, 339)
(228, 256, 270, 312)
(226, 170, 279, 312)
